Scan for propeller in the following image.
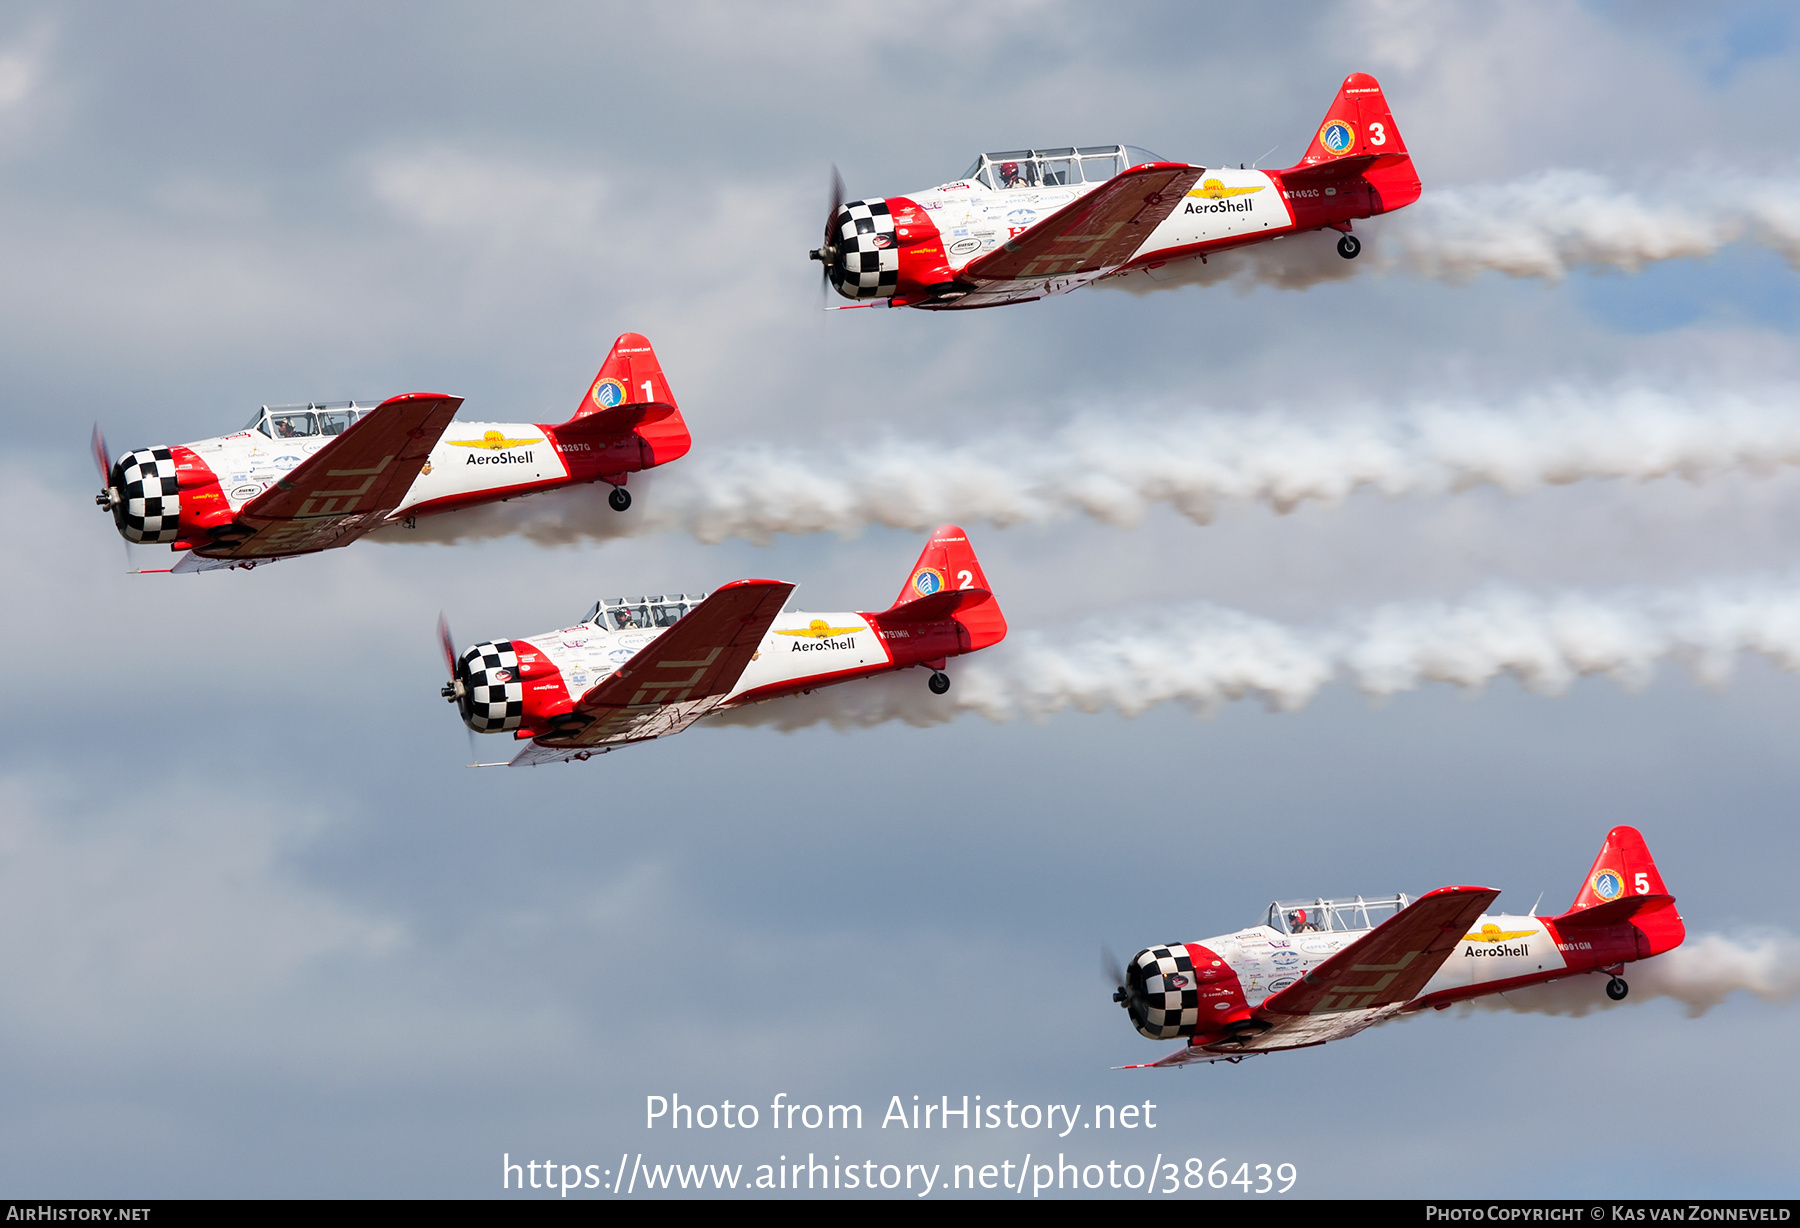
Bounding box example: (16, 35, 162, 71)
(438, 613, 479, 763)
(437, 612, 459, 683)
(1103, 943, 1149, 1021)
(90, 423, 113, 485)
(809, 163, 846, 304)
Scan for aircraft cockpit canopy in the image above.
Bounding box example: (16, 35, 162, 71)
(583, 593, 709, 632)
(244, 401, 377, 440)
(959, 145, 1167, 190)
(1266, 894, 1411, 935)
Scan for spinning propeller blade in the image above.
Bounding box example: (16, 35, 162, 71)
(436, 612, 459, 679)
(90, 423, 112, 485)
(812, 164, 847, 304)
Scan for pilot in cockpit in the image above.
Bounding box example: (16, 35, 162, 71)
(998, 160, 1025, 188)
(1287, 909, 1317, 933)
(614, 605, 639, 629)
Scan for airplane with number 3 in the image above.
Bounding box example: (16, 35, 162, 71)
(811, 73, 1419, 311)
(92, 333, 690, 572)
(1109, 827, 1684, 1067)
(441, 525, 1005, 766)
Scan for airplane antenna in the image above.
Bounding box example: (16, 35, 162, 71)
(1529, 891, 1544, 916)
(1250, 144, 1279, 169)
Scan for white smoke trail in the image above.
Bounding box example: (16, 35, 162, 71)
(1461, 932, 1800, 1018)
(705, 574, 1800, 731)
(378, 384, 1800, 548)
(1106, 169, 1800, 294)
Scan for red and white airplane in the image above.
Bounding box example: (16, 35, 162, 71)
(811, 73, 1419, 310)
(1111, 826, 1684, 1067)
(92, 333, 690, 572)
(441, 525, 1006, 766)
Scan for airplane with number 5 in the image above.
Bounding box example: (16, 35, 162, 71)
(92, 333, 690, 572)
(1109, 826, 1684, 1067)
(441, 525, 1005, 766)
(811, 73, 1418, 311)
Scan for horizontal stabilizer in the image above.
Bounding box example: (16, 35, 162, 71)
(1555, 893, 1677, 928)
(880, 587, 992, 622)
(555, 401, 676, 437)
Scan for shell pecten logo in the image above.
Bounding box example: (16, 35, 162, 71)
(1189, 179, 1263, 199)
(777, 619, 864, 638)
(448, 430, 543, 450)
(1464, 923, 1536, 943)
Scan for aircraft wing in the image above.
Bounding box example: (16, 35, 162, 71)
(509, 579, 794, 766)
(958, 163, 1207, 286)
(200, 393, 463, 560)
(1132, 886, 1501, 1066)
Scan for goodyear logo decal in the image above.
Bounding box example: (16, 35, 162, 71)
(591, 378, 626, 410)
(777, 619, 865, 638)
(1319, 120, 1356, 156)
(1464, 923, 1536, 943)
(912, 567, 945, 597)
(1590, 869, 1624, 901)
(449, 429, 543, 450)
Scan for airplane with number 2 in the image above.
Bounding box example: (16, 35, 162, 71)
(441, 525, 1005, 767)
(92, 334, 689, 572)
(1110, 827, 1684, 1067)
(811, 73, 1419, 310)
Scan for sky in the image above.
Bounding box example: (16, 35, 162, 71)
(2, 0, 1799, 1200)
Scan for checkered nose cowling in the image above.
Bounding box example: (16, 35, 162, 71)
(1127, 945, 1201, 1040)
(828, 199, 900, 300)
(109, 448, 182, 544)
(457, 641, 525, 733)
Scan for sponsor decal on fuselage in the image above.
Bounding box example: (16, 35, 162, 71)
(778, 620, 864, 639)
(1465, 923, 1535, 943)
(465, 451, 536, 465)
(1183, 198, 1258, 215)
(789, 636, 857, 653)
(948, 237, 982, 256)
(1189, 179, 1262, 200)
(450, 430, 543, 451)
(1464, 941, 1531, 958)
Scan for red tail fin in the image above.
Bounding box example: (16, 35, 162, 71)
(574, 333, 676, 420)
(1300, 72, 1409, 165)
(1560, 826, 1684, 958)
(1568, 826, 1669, 912)
(890, 525, 1006, 651)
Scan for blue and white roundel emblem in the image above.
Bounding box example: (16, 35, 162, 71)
(591, 378, 626, 409)
(912, 567, 945, 597)
(1005, 208, 1037, 227)
(1591, 870, 1624, 901)
(1319, 120, 1355, 155)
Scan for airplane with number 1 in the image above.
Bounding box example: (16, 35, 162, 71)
(810, 73, 1419, 310)
(92, 333, 689, 572)
(441, 525, 1005, 766)
(1109, 827, 1684, 1067)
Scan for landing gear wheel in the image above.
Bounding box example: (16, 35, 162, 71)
(1336, 234, 1361, 259)
(608, 486, 631, 512)
(1606, 976, 1629, 1001)
(928, 671, 951, 695)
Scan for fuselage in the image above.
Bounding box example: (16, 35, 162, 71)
(456, 596, 968, 739)
(827, 144, 1420, 309)
(109, 402, 689, 553)
(1130, 908, 1664, 1044)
